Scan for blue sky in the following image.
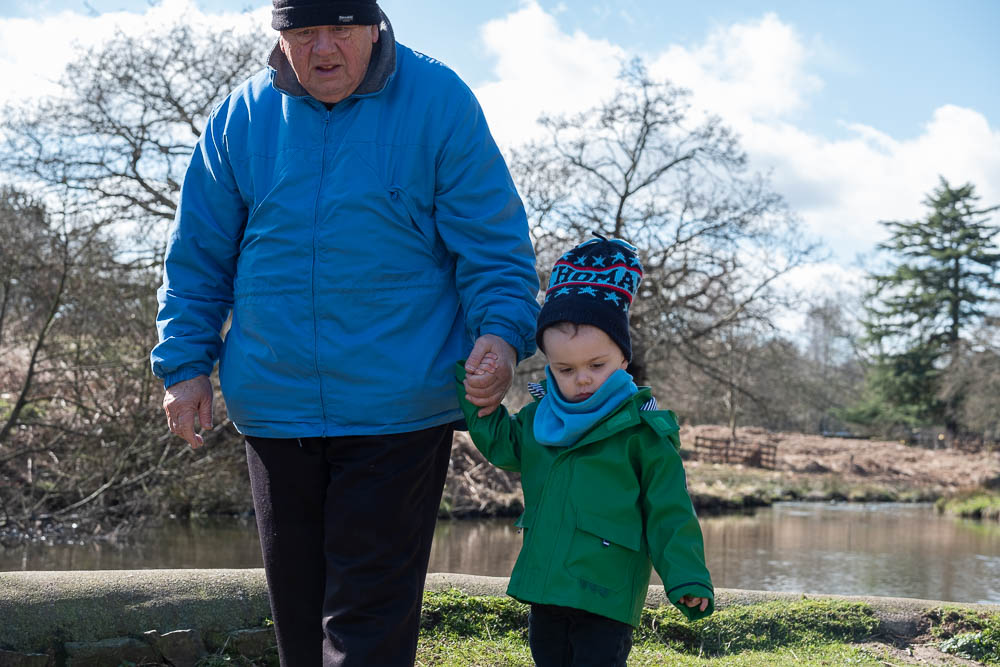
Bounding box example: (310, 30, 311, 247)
(8, 0, 998, 142)
(2, 0, 999, 305)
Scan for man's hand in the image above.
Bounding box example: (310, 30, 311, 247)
(463, 334, 516, 417)
(163, 375, 214, 449)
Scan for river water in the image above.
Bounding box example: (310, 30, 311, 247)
(2, 502, 999, 605)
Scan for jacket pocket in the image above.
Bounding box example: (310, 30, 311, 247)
(388, 186, 450, 267)
(565, 509, 641, 594)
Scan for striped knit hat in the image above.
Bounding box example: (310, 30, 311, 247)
(535, 234, 644, 361)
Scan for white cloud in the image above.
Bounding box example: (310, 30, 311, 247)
(467, 2, 1000, 320)
(635, 12, 1000, 265)
(773, 260, 867, 336)
(649, 13, 823, 124)
(781, 260, 867, 296)
(0, 0, 270, 106)
(3, 0, 997, 286)
(472, 1, 625, 148)
(739, 106, 1000, 262)
(1, 13, 106, 102)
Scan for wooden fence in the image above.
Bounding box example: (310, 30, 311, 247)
(692, 435, 777, 469)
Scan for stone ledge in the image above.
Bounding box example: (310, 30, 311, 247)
(1, 569, 996, 659)
(0, 569, 270, 655)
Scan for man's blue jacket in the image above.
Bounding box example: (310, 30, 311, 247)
(151, 19, 539, 438)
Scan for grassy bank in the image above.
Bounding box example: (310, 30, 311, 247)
(936, 490, 1000, 520)
(441, 449, 950, 521)
(685, 462, 941, 513)
(190, 589, 1000, 665)
(414, 590, 1000, 666)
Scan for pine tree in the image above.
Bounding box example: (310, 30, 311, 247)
(852, 177, 1000, 439)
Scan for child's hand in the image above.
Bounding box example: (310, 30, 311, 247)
(470, 351, 499, 375)
(679, 595, 709, 612)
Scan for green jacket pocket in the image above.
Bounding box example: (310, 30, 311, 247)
(565, 509, 642, 594)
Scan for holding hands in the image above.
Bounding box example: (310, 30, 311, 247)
(469, 351, 500, 375)
(463, 334, 516, 417)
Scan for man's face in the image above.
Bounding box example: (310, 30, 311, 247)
(279, 24, 379, 104)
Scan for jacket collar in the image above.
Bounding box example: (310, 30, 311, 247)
(267, 7, 397, 101)
(572, 389, 648, 448)
(530, 379, 653, 449)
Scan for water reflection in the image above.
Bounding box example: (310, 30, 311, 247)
(2, 503, 999, 604)
(0, 518, 264, 571)
(425, 503, 1000, 604)
(428, 518, 521, 578)
(702, 502, 1000, 605)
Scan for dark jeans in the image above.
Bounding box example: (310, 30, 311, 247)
(528, 604, 634, 667)
(245, 424, 454, 667)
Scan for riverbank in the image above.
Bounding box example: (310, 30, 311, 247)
(937, 490, 1000, 521)
(4, 424, 995, 548)
(443, 426, 1000, 518)
(1, 570, 997, 666)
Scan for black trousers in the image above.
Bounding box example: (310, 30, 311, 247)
(245, 424, 454, 667)
(528, 604, 634, 667)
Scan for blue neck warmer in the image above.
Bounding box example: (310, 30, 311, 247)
(533, 368, 638, 448)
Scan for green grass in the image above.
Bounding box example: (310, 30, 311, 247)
(416, 639, 890, 666)
(936, 490, 1000, 520)
(686, 465, 940, 512)
(637, 598, 880, 654)
(415, 590, 886, 666)
(927, 606, 1000, 664)
(190, 592, 1000, 666)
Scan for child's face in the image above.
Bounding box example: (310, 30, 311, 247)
(542, 324, 628, 403)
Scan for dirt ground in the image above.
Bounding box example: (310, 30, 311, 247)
(681, 424, 1000, 492)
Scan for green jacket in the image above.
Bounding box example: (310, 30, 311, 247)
(455, 365, 714, 626)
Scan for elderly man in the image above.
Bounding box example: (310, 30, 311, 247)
(150, 0, 539, 664)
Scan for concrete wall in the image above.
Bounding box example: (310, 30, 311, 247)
(1, 569, 996, 666)
(0, 569, 272, 666)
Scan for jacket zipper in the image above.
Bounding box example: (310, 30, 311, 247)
(536, 445, 575, 591)
(311, 110, 331, 434)
(530, 399, 640, 589)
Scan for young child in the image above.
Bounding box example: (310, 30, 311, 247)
(456, 234, 713, 666)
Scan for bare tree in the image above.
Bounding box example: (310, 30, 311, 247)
(510, 60, 820, 406)
(0, 17, 269, 540)
(0, 20, 269, 250)
(0, 189, 50, 348)
(0, 186, 252, 541)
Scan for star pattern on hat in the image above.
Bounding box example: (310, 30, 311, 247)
(613, 251, 626, 264)
(591, 255, 606, 267)
(579, 286, 598, 296)
(604, 292, 620, 304)
(630, 255, 641, 267)
(554, 287, 572, 298)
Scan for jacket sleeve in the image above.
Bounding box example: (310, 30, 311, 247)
(454, 363, 524, 472)
(639, 420, 715, 621)
(150, 99, 247, 388)
(432, 81, 540, 362)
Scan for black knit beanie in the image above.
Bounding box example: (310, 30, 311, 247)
(272, 0, 381, 30)
(536, 234, 644, 361)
